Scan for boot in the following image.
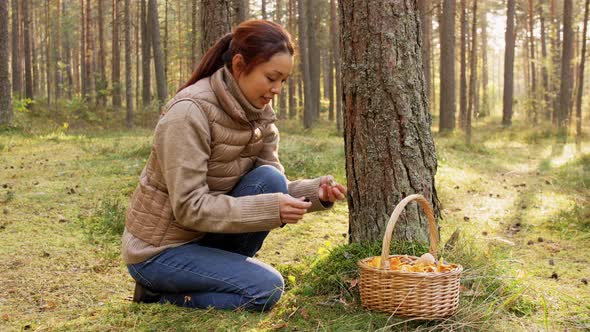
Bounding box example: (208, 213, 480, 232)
(132, 282, 161, 304)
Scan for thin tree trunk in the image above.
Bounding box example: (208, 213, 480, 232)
(31, 4, 38, 97)
(23, 0, 32, 99)
(467, 0, 477, 144)
(140, 0, 150, 106)
(287, 0, 296, 119)
(439, 0, 455, 132)
(540, 0, 549, 119)
(63, 1, 72, 99)
(503, 0, 516, 127)
(11, 0, 21, 98)
(575, 0, 589, 148)
(340, 0, 440, 243)
(125, 0, 133, 128)
(481, 4, 489, 117)
(148, 0, 167, 107)
(262, 0, 267, 19)
(54, 0, 61, 100)
(299, 0, 313, 128)
(85, 0, 94, 103)
(308, 0, 320, 121)
(459, 0, 467, 129)
(164, 0, 168, 77)
(558, 0, 573, 133)
(551, 0, 560, 124)
(45, 0, 51, 103)
(112, 0, 121, 107)
(528, 0, 537, 124)
(418, 0, 432, 114)
(200, 0, 231, 54)
(0, 0, 11, 124)
(191, 0, 197, 69)
(97, 0, 106, 105)
(135, 0, 140, 112)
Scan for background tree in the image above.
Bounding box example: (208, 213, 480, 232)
(140, 0, 150, 107)
(577, 0, 590, 148)
(23, 0, 33, 99)
(10, 0, 20, 98)
(0, 0, 11, 125)
(200, 0, 231, 54)
(467, 0, 478, 144)
(340, 0, 440, 243)
(298, 0, 313, 128)
(112, 0, 122, 108)
(148, 0, 167, 107)
(439, 0, 456, 132)
(459, 0, 467, 129)
(125, 0, 133, 128)
(418, 0, 432, 113)
(502, 0, 516, 127)
(558, 0, 573, 134)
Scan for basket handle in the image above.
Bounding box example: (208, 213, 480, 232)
(380, 194, 438, 270)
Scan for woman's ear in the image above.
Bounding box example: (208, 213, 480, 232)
(232, 54, 246, 78)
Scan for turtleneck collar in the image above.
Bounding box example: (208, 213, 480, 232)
(210, 66, 276, 126)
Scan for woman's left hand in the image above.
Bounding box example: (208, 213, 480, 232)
(318, 175, 347, 203)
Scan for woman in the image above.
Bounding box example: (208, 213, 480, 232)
(122, 19, 347, 312)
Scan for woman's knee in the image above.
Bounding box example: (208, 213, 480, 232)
(251, 269, 284, 311)
(255, 165, 288, 194)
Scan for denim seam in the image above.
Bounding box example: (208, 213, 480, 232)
(128, 264, 155, 289)
(150, 260, 254, 299)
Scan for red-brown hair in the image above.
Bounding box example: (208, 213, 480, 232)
(178, 20, 295, 92)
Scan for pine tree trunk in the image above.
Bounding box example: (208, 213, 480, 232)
(459, 0, 467, 130)
(276, 0, 286, 119)
(63, 0, 72, 99)
(439, 0, 455, 132)
(287, 0, 296, 119)
(191, 0, 197, 68)
(11, 0, 21, 98)
(550, 0, 560, 124)
(200, 0, 231, 54)
(329, 0, 336, 122)
(539, 1, 549, 119)
(341, 0, 440, 243)
(308, 0, 320, 121)
(233, 0, 248, 25)
(135, 1, 140, 111)
(112, 0, 121, 107)
(576, 0, 589, 148)
(467, 0, 477, 145)
(148, 0, 167, 107)
(502, 0, 516, 127)
(54, 0, 61, 100)
(164, 0, 168, 77)
(141, 0, 150, 107)
(125, 0, 133, 128)
(44, 0, 51, 103)
(31, 2, 38, 97)
(299, 0, 313, 128)
(480, 4, 489, 117)
(97, 0, 106, 106)
(85, 0, 94, 103)
(558, 0, 573, 132)
(0, 0, 11, 125)
(418, 0, 431, 114)
(23, 0, 32, 99)
(528, 0, 537, 124)
(262, 0, 267, 19)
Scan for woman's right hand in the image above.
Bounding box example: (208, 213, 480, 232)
(279, 194, 312, 224)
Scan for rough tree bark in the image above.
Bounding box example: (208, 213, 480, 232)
(23, 0, 33, 99)
(148, 0, 167, 107)
(439, 0, 455, 132)
(575, 0, 589, 148)
(459, 0, 467, 130)
(558, 0, 573, 132)
(140, 0, 150, 107)
(0, 0, 11, 125)
(331, 0, 342, 132)
(340, 0, 440, 243)
(200, 0, 231, 54)
(299, 0, 313, 128)
(502, 0, 516, 127)
(124, 0, 133, 128)
(112, 0, 121, 107)
(467, 0, 477, 144)
(11, 0, 20, 98)
(418, 0, 431, 114)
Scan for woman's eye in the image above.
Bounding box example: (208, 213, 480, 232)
(267, 76, 276, 82)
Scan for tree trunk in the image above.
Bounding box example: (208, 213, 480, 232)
(200, 0, 231, 54)
(341, 0, 440, 244)
(140, 0, 150, 107)
(262, 0, 267, 19)
(125, 0, 133, 128)
(467, 0, 477, 144)
(539, 0, 549, 119)
(558, 0, 573, 132)
(191, 0, 197, 69)
(333, 0, 342, 132)
(550, 0, 560, 124)
(439, 0, 455, 132)
(54, 0, 61, 100)
(276, 0, 286, 119)
(299, 0, 313, 128)
(308, 0, 320, 121)
(135, 0, 140, 111)
(576, 0, 589, 148)
(63, 1, 72, 99)
(11, 0, 21, 98)
(502, 0, 516, 127)
(418, 0, 431, 114)
(85, 0, 94, 104)
(0, 0, 11, 125)
(97, 0, 106, 106)
(148, 0, 167, 107)
(44, 0, 51, 103)
(164, 0, 168, 77)
(528, 0, 537, 124)
(112, 0, 121, 107)
(233, 0, 248, 25)
(480, 3, 488, 117)
(459, 0, 467, 130)
(287, 0, 296, 119)
(22, 0, 33, 99)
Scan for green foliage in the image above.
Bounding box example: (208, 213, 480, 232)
(83, 195, 127, 244)
(12, 98, 34, 113)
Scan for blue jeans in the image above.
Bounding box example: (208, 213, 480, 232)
(127, 165, 288, 311)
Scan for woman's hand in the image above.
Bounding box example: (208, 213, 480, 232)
(279, 194, 312, 224)
(318, 175, 347, 203)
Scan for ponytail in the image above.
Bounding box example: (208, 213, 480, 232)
(177, 33, 233, 93)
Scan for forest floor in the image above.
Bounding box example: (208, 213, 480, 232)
(0, 111, 589, 331)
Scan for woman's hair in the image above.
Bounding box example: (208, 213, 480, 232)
(178, 20, 295, 92)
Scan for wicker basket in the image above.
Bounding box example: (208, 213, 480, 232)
(357, 194, 463, 319)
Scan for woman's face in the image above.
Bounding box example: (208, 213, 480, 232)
(233, 52, 293, 109)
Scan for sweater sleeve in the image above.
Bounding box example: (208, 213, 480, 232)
(255, 123, 332, 213)
(155, 101, 283, 233)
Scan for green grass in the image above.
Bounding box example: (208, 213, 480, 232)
(1, 109, 589, 331)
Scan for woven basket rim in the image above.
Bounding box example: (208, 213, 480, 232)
(358, 255, 464, 277)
